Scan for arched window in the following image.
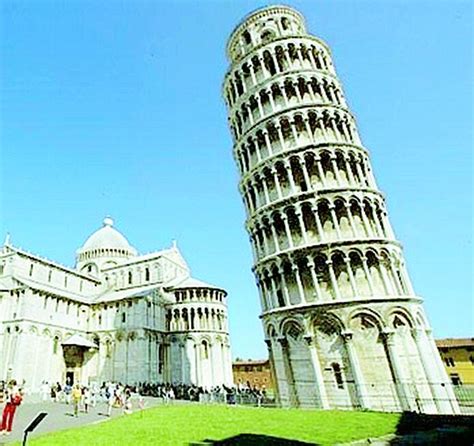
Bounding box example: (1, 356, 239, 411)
(29, 264, 34, 276)
(261, 29, 274, 43)
(201, 341, 209, 359)
(53, 336, 59, 354)
(243, 30, 251, 45)
(332, 363, 344, 389)
(281, 17, 290, 30)
(145, 267, 150, 281)
(122, 312, 126, 324)
(158, 344, 164, 373)
(276, 289, 285, 307)
(128, 271, 133, 285)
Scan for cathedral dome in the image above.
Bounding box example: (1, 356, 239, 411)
(80, 218, 135, 253)
(76, 218, 137, 273)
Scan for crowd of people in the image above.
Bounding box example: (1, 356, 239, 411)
(0, 378, 272, 436)
(137, 381, 270, 406)
(39, 381, 145, 417)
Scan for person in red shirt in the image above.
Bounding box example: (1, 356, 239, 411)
(0, 380, 22, 436)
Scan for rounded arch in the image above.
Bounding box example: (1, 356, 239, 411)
(312, 311, 345, 335)
(280, 316, 305, 337)
(265, 323, 278, 339)
(386, 307, 415, 329)
(347, 307, 385, 332)
(414, 310, 428, 328)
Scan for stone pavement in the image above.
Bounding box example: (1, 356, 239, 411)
(0, 396, 162, 445)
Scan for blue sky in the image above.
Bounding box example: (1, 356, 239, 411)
(0, 0, 472, 359)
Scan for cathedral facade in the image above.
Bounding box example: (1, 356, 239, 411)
(0, 218, 233, 392)
(223, 6, 459, 414)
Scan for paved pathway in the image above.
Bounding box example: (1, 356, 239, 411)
(0, 397, 162, 445)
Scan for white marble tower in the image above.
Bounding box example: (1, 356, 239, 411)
(223, 5, 459, 413)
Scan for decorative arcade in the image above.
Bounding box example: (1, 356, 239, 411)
(223, 5, 459, 414)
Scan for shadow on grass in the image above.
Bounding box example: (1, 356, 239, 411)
(197, 433, 318, 445)
(390, 411, 474, 445)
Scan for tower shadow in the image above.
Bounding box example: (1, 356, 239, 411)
(390, 411, 474, 445)
(199, 433, 318, 445)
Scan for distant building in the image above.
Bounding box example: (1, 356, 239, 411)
(0, 218, 233, 391)
(233, 359, 273, 390)
(436, 338, 474, 385)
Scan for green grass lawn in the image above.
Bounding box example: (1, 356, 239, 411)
(23, 404, 401, 446)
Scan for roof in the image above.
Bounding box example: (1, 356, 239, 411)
(92, 284, 167, 304)
(169, 275, 225, 291)
(62, 334, 98, 348)
(435, 338, 474, 349)
(233, 359, 269, 366)
(3, 245, 100, 282)
(15, 277, 94, 304)
(78, 218, 137, 255)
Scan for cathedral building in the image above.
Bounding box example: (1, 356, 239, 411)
(223, 5, 459, 413)
(0, 218, 233, 391)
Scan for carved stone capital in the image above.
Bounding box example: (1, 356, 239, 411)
(381, 329, 396, 346)
(341, 330, 353, 342)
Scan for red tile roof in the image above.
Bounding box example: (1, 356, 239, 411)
(435, 338, 474, 348)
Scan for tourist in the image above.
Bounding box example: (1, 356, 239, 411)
(71, 385, 82, 417)
(0, 380, 22, 436)
(64, 381, 72, 404)
(106, 384, 115, 417)
(83, 387, 91, 413)
(123, 388, 132, 415)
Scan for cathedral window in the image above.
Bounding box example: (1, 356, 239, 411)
(29, 264, 34, 276)
(201, 341, 209, 359)
(281, 17, 290, 31)
(48, 270, 52, 282)
(145, 267, 150, 281)
(128, 271, 133, 285)
(106, 340, 112, 358)
(64, 276, 68, 288)
(98, 314, 102, 326)
(243, 30, 251, 45)
(158, 345, 164, 374)
(332, 363, 344, 389)
(122, 312, 126, 324)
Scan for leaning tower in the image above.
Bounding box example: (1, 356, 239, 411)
(223, 6, 459, 414)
